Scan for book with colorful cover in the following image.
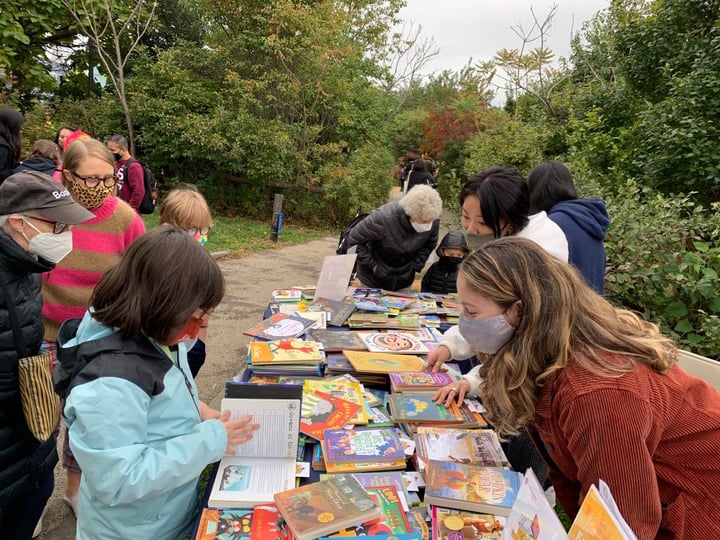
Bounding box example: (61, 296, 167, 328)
(309, 329, 368, 352)
(345, 471, 412, 512)
(321, 428, 405, 464)
(431, 506, 506, 540)
(309, 297, 356, 327)
(424, 461, 523, 517)
(361, 332, 429, 354)
(273, 289, 304, 302)
(354, 297, 390, 312)
(303, 378, 369, 425)
(195, 508, 255, 540)
(568, 482, 637, 540)
(273, 474, 381, 540)
(415, 427, 508, 472)
(381, 295, 416, 310)
(313, 444, 405, 473)
(501, 469, 568, 540)
(325, 353, 354, 372)
(326, 484, 411, 537)
(291, 310, 327, 330)
(388, 392, 464, 424)
(249, 339, 323, 365)
(250, 504, 294, 540)
(244, 313, 317, 340)
(299, 390, 361, 441)
(347, 312, 422, 329)
(389, 371, 456, 392)
(344, 350, 426, 374)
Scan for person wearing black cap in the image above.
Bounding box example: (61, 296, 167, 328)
(0, 171, 94, 539)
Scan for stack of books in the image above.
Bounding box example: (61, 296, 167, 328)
(247, 339, 324, 377)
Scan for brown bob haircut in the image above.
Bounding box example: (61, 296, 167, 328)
(90, 226, 225, 342)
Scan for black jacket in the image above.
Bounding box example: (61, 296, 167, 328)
(347, 201, 439, 291)
(0, 231, 58, 507)
(406, 170, 436, 191)
(13, 157, 57, 178)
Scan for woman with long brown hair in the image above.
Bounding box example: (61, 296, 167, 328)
(435, 237, 720, 539)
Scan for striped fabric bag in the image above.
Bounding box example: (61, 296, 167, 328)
(18, 351, 60, 442)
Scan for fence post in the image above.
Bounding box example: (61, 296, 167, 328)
(270, 193, 284, 242)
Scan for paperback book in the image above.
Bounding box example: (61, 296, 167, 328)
(195, 508, 255, 540)
(354, 297, 390, 312)
(274, 474, 380, 540)
(415, 426, 508, 472)
(431, 506, 506, 540)
(250, 504, 294, 540)
(303, 378, 369, 425)
(389, 371, 456, 392)
(326, 485, 411, 537)
(568, 481, 637, 540)
(309, 297, 356, 327)
(424, 460, 523, 517)
(321, 428, 405, 464)
(207, 383, 302, 509)
(248, 339, 323, 365)
(299, 390, 362, 441)
(347, 312, 422, 329)
(388, 392, 464, 424)
(360, 332, 429, 354)
(244, 313, 317, 340)
(272, 288, 304, 302)
(344, 350, 426, 374)
(308, 329, 367, 352)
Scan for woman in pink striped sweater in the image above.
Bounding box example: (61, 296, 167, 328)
(42, 136, 145, 515)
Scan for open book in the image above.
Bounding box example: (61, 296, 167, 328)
(207, 383, 302, 508)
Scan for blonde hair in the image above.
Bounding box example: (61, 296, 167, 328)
(61, 137, 115, 186)
(398, 184, 443, 221)
(158, 185, 213, 229)
(460, 237, 677, 437)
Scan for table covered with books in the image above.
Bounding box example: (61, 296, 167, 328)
(192, 284, 637, 540)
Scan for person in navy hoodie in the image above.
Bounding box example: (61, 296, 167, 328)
(527, 160, 610, 294)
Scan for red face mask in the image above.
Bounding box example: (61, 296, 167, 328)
(171, 316, 203, 344)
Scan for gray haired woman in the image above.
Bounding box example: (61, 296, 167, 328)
(348, 185, 442, 291)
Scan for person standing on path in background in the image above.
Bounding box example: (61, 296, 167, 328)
(0, 171, 94, 539)
(0, 108, 24, 184)
(106, 135, 144, 212)
(42, 136, 146, 517)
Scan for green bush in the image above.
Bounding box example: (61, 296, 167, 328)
(604, 180, 720, 358)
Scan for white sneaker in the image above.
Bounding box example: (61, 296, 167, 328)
(32, 516, 42, 538)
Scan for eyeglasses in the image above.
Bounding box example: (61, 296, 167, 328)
(185, 226, 211, 236)
(69, 171, 117, 188)
(24, 216, 69, 235)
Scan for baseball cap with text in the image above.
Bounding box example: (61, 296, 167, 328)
(0, 171, 95, 224)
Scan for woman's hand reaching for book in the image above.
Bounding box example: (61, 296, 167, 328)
(433, 379, 470, 408)
(220, 412, 261, 454)
(425, 344, 451, 372)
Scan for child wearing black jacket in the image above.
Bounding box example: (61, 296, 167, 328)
(421, 230, 469, 294)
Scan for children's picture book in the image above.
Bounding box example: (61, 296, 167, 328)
(325, 485, 411, 537)
(388, 392, 464, 424)
(249, 504, 293, 540)
(274, 474, 380, 540)
(310, 297, 356, 327)
(304, 378, 369, 425)
(424, 460, 523, 517)
(291, 310, 327, 330)
(315, 254, 357, 302)
(389, 371, 456, 392)
(273, 288, 304, 302)
(249, 339, 323, 365)
(300, 390, 362, 441)
(325, 353, 354, 372)
(347, 312, 422, 329)
(244, 313, 317, 340)
(344, 350, 426, 374)
(207, 383, 302, 509)
(309, 329, 367, 351)
(381, 295, 416, 310)
(431, 506, 506, 540)
(322, 428, 405, 464)
(415, 427, 508, 472)
(345, 471, 412, 511)
(568, 481, 637, 540)
(500, 469, 568, 540)
(360, 332, 429, 354)
(354, 296, 390, 312)
(195, 508, 254, 540)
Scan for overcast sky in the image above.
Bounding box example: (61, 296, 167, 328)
(396, 0, 610, 79)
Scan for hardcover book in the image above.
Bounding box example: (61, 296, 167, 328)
(299, 390, 362, 441)
(309, 329, 367, 352)
(244, 313, 317, 340)
(424, 461, 523, 517)
(360, 332, 429, 354)
(431, 506, 506, 540)
(343, 350, 426, 374)
(415, 427, 508, 472)
(207, 383, 303, 509)
(249, 339, 323, 365)
(309, 297, 356, 327)
(388, 392, 464, 424)
(389, 371, 456, 392)
(195, 508, 254, 540)
(274, 474, 380, 540)
(321, 428, 405, 464)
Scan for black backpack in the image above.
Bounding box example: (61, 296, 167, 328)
(123, 158, 159, 214)
(336, 209, 370, 255)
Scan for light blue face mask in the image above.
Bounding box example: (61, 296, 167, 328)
(458, 312, 516, 354)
